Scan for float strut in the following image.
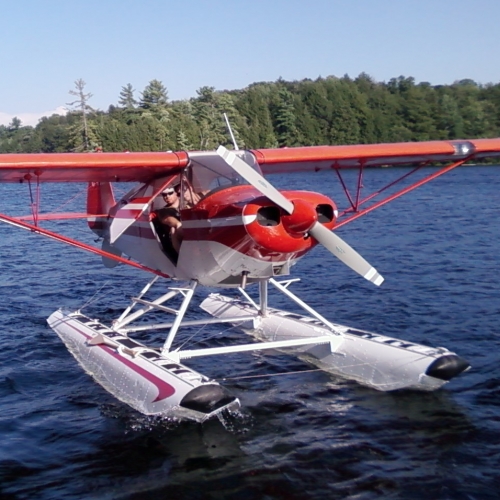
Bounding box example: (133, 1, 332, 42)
(161, 280, 198, 355)
(259, 280, 268, 316)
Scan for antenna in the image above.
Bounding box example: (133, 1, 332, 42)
(223, 113, 239, 151)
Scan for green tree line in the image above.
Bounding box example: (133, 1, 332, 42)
(1, 74, 499, 154)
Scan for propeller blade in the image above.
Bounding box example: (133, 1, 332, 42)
(308, 222, 384, 286)
(217, 145, 294, 214)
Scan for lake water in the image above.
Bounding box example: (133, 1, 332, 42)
(0, 165, 499, 499)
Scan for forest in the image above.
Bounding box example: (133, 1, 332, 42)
(1, 73, 499, 154)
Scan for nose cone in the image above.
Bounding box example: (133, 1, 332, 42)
(281, 199, 318, 236)
(425, 354, 470, 381)
(180, 384, 238, 414)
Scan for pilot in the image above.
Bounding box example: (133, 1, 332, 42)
(155, 186, 183, 252)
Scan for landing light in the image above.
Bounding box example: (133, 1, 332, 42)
(453, 141, 475, 156)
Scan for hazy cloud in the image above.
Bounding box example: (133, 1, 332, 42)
(0, 106, 68, 127)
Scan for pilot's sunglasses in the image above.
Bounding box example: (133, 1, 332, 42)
(163, 189, 175, 196)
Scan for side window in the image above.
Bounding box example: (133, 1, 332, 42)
(179, 175, 201, 209)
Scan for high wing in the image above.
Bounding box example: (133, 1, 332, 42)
(252, 138, 500, 174)
(1, 137, 499, 227)
(0, 151, 189, 183)
(1, 138, 499, 184)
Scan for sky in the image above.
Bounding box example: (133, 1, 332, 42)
(1, 0, 499, 126)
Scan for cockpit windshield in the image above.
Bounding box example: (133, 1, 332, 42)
(185, 151, 262, 200)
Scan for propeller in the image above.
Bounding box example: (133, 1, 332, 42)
(216, 146, 384, 286)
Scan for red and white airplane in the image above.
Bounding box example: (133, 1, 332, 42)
(1, 137, 499, 422)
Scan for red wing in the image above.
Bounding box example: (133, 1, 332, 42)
(2, 139, 499, 183)
(252, 138, 500, 174)
(0, 151, 189, 183)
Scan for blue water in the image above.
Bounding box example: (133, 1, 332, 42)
(0, 166, 499, 499)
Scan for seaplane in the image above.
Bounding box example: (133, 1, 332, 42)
(1, 135, 499, 423)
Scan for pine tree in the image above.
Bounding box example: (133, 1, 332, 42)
(9, 117, 22, 131)
(119, 83, 137, 108)
(67, 79, 94, 151)
(217, 93, 244, 149)
(192, 86, 227, 149)
(436, 93, 464, 139)
(235, 84, 277, 148)
(271, 86, 300, 147)
(140, 79, 169, 109)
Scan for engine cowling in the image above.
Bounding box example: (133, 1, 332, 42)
(243, 190, 337, 254)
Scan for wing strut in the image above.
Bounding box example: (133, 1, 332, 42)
(0, 212, 170, 278)
(336, 156, 471, 229)
(25, 173, 41, 226)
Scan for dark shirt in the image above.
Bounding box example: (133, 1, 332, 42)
(156, 206, 180, 222)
